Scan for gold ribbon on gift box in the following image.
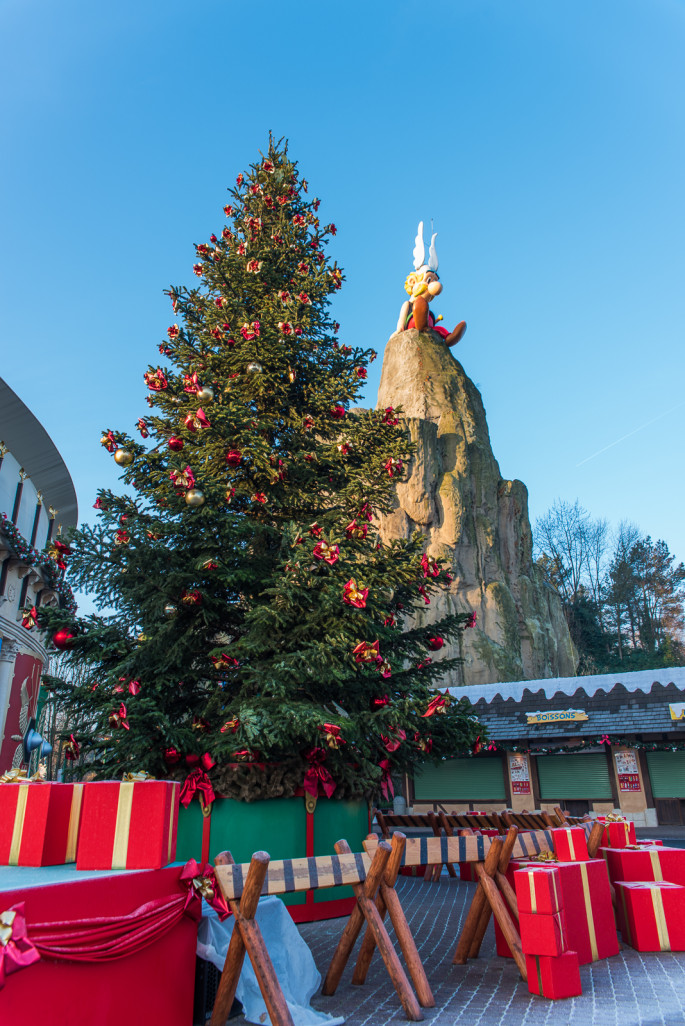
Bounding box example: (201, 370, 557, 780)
(526, 868, 561, 915)
(122, 771, 156, 782)
(65, 784, 84, 863)
(579, 861, 599, 961)
(620, 884, 671, 950)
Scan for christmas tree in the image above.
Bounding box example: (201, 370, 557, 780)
(40, 137, 481, 802)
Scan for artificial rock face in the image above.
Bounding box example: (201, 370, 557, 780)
(377, 329, 576, 686)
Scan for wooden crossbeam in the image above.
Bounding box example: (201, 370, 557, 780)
(364, 833, 492, 866)
(213, 851, 372, 900)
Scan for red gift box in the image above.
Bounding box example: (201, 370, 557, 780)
(552, 827, 590, 861)
(526, 950, 582, 999)
(596, 817, 636, 848)
(519, 909, 568, 956)
(615, 881, 685, 951)
(76, 780, 179, 870)
(636, 838, 663, 847)
(603, 845, 685, 887)
(0, 782, 83, 866)
(499, 858, 618, 964)
(515, 865, 563, 915)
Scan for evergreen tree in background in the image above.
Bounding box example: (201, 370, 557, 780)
(40, 138, 480, 801)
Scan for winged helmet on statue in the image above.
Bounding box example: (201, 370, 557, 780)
(396, 221, 467, 347)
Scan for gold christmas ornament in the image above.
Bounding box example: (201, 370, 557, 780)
(185, 488, 205, 507)
(114, 449, 134, 466)
(246, 361, 263, 376)
(288, 367, 296, 383)
(196, 385, 214, 402)
(163, 603, 177, 618)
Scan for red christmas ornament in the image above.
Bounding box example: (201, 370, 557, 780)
(330, 404, 346, 420)
(466, 611, 477, 628)
(163, 747, 181, 764)
(428, 636, 444, 651)
(352, 640, 380, 664)
(472, 736, 483, 755)
(168, 436, 184, 452)
(52, 629, 75, 650)
(226, 449, 242, 466)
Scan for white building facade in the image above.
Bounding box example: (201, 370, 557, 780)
(0, 378, 77, 770)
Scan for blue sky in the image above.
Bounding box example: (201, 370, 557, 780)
(2, 0, 684, 572)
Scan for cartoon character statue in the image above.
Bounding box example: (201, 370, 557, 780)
(396, 221, 467, 347)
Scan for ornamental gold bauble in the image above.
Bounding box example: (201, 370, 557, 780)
(246, 361, 263, 376)
(163, 603, 177, 618)
(185, 488, 205, 507)
(114, 449, 134, 466)
(196, 385, 214, 402)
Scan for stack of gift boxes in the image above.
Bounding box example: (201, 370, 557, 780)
(597, 817, 685, 953)
(0, 776, 179, 870)
(496, 825, 619, 999)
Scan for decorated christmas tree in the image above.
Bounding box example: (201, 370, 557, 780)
(39, 137, 481, 802)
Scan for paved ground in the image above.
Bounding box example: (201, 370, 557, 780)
(291, 875, 685, 1026)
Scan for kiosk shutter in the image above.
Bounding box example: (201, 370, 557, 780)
(413, 757, 505, 801)
(537, 753, 612, 800)
(646, 751, 685, 798)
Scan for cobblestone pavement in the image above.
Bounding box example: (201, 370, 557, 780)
(292, 876, 685, 1026)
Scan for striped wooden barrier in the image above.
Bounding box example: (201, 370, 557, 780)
(209, 841, 426, 1026)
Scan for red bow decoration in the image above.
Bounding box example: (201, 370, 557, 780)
(466, 611, 477, 628)
(600, 734, 610, 745)
(64, 734, 80, 761)
(180, 768, 215, 810)
(185, 752, 215, 772)
(422, 691, 451, 718)
(179, 861, 230, 921)
(21, 606, 38, 630)
(108, 702, 130, 730)
(303, 747, 336, 799)
(381, 727, 406, 753)
(0, 904, 40, 989)
(319, 723, 344, 749)
(378, 759, 394, 800)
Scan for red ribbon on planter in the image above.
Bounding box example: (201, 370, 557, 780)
(379, 759, 394, 800)
(303, 747, 336, 799)
(0, 904, 40, 988)
(179, 860, 230, 921)
(180, 768, 215, 810)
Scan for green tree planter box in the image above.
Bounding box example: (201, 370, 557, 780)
(177, 795, 369, 922)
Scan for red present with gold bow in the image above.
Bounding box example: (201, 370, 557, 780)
(0, 779, 84, 867)
(515, 865, 563, 915)
(602, 844, 685, 887)
(615, 881, 685, 951)
(596, 815, 636, 848)
(499, 858, 618, 965)
(526, 950, 582, 999)
(519, 909, 568, 957)
(552, 826, 590, 862)
(76, 780, 179, 870)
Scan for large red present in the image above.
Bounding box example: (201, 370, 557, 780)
(526, 950, 582, 999)
(519, 909, 568, 956)
(552, 827, 590, 861)
(596, 816, 636, 848)
(615, 881, 685, 951)
(602, 845, 685, 887)
(515, 865, 563, 915)
(76, 780, 179, 870)
(0, 782, 83, 866)
(0, 864, 197, 1026)
(500, 858, 618, 964)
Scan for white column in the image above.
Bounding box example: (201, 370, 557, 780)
(0, 639, 19, 745)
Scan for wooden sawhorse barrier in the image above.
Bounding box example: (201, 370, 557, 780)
(208, 838, 431, 1026)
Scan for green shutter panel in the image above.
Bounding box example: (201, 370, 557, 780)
(646, 752, 685, 798)
(537, 754, 612, 800)
(414, 757, 505, 801)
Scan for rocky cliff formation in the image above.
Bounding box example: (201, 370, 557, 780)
(377, 328, 576, 686)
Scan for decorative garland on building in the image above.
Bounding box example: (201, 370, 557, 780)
(457, 734, 685, 757)
(0, 513, 76, 613)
